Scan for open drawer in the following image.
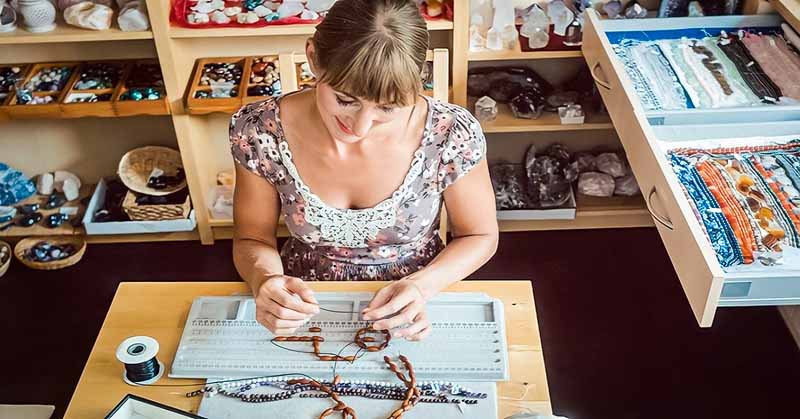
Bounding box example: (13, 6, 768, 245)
(583, 11, 800, 326)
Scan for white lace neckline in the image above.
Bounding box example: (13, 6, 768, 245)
(274, 94, 434, 248)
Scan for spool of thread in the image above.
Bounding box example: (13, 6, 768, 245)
(115, 336, 165, 385)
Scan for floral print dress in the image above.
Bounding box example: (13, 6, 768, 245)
(229, 93, 486, 281)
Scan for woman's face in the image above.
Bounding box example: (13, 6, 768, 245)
(314, 82, 410, 144)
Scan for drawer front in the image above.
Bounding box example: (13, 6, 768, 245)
(583, 10, 726, 327)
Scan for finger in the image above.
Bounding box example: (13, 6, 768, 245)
(264, 311, 308, 329)
(256, 311, 278, 334)
(407, 325, 432, 341)
(372, 302, 421, 331)
(363, 286, 393, 314)
(273, 288, 319, 316)
(285, 277, 319, 305)
(394, 311, 430, 339)
(262, 299, 309, 321)
(363, 290, 415, 321)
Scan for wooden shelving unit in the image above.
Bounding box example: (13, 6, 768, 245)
(0, 23, 152, 44)
(1, 0, 652, 247)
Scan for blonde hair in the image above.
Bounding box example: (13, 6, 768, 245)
(311, 0, 429, 107)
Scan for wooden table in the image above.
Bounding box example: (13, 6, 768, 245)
(65, 281, 552, 418)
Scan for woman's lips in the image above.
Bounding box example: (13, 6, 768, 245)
(335, 116, 354, 135)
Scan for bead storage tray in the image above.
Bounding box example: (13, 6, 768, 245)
(113, 60, 170, 117)
(243, 55, 282, 105)
(0, 64, 31, 120)
(5, 62, 80, 119)
(295, 59, 316, 90)
(171, 292, 510, 381)
(186, 57, 250, 115)
(61, 61, 128, 118)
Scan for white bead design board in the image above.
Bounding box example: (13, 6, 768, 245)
(171, 292, 509, 382)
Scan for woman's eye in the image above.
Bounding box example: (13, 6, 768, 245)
(380, 106, 395, 113)
(335, 97, 355, 106)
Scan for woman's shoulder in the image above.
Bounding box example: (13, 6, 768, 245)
(230, 96, 281, 134)
(427, 99, 484, 142)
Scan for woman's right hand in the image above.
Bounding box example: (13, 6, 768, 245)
(252, 274, 320, 334)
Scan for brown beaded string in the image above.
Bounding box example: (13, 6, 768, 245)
(272, 326, 420, 419)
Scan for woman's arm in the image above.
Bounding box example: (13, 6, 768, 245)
(233, 164, 319, 334)
(363, 158, 498, 337)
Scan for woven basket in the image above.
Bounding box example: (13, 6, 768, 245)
(14, 237, 87, 271)
(118, 146, 187, 196)
(0, 241, 10, 278)
(122, 190, 192, 221)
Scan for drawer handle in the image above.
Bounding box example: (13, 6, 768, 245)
(647, 186, 674, 230)
(590, 61, 612, 90)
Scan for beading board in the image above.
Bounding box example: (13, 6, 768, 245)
(171, 292, 509, 381)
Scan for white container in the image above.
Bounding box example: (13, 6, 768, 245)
(82, 178, 197, 235)
(17, 0, 56, 33)
(106, 394, 202, 419)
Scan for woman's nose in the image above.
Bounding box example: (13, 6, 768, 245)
(351, 108, 374, 138)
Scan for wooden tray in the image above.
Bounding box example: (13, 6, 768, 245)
(5, 62, 80, 119)
(242, 55, 281, 106)
(113, 59, 170, 117)
(186, 57, 249, 115)
(61, 61, 128, 118)
(0, 63, 32, 120)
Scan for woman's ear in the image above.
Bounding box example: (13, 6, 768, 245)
(305, 39, 320, 77)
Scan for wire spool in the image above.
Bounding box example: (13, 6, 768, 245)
(115, 336, 165, 385)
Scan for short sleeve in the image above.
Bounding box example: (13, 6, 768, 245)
(436, 105, 487, 192)
(229, 101, 283, 185)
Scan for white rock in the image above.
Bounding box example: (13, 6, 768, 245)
(54, 171, 82, 193)
(236, 12, 248, 23)
(277, 0, 303, 18)
(253, 5, 270, 17)
(263, 1, 280, 11)
(37, 173, 54, 195)
(306, 0, 335, 12)
(62, 179, 80, 201)
(188, 12, 209, 24)
(191, 0, 223, 13)
(118, 0, 150, 31)
(300, 8, 319, 20)
(223, 6, 241, 16)
(245, 11, 259, 23)
(210, 10, 230, 24)
(64, 2, 113, 31)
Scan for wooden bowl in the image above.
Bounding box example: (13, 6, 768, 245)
(0, 241, 10, 278)
(14, 237, 87, 270)
(118, 146, 187, 196)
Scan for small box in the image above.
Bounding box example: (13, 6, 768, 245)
(114, 60, 170, 117)
(186, 57, 249, 115)
(82, 178, 197, 235)
(60, 61, 127, 118)
(242, 55, 282, 105)
(105, 394, 203, 419)
(496, 187, 577, 220)
(6, 62, 80, 119)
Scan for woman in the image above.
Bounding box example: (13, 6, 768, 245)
(230, 0, 497, 341)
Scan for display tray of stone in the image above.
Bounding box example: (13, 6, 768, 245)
(0, 185, 91, 239)
(61, 61, 128, 118)
(187, 57, 250, 114)
(113, 60, 170, 117)
(243, 56, 283, 105)
(0, 64, 31, 120)
(5, 62, 80, 119)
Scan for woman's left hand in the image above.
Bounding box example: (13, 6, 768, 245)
(362, 279, 432, 341)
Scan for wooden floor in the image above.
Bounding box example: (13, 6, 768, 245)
(1, 228, 798, 419)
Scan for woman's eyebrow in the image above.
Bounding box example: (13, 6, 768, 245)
(334, 91, 357, 100)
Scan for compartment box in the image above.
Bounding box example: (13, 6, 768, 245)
(82, 178, 196, 235)
(113, 60, 170, 117)
(186, 57, 249, 115)
(61, 61, 128, 118)
(6, 62, 80, 119)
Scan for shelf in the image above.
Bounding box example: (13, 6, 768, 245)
(0, 24, 153, 45)
(471, 99, 614, 133)
(84, 230, 200, 243)
(469, 47, 582, 61)
(498, 195, 653, 231)
(170, 19, 452, 39)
